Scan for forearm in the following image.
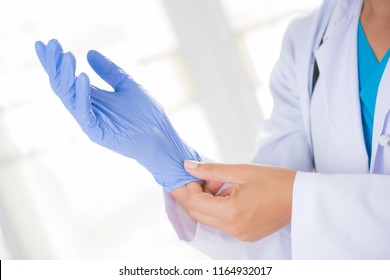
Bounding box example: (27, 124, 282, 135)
(170, 186, 190, 213)
(292, 172, 390, 259)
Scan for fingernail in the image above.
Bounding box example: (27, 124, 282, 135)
(184, 160, 199, 169)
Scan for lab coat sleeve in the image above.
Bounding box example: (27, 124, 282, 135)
(250, 20, 314, 172)
(164, 190, 293, 259)
(163, 17, 313, 259)
(292, 172, 390, 259)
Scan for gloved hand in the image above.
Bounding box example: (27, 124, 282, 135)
(35, 39, 202, 191)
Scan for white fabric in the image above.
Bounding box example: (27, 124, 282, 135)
(164, 0, 390, 259)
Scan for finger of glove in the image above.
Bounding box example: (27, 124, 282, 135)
(75, 73, 98, 131)
(35, 41, 48, 73)
(87, 50, 133, 91)
(45, 39, 64, 91)
(58, 52, 77, 109)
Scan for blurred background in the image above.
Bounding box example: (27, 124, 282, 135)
(0, 0, 321, 259)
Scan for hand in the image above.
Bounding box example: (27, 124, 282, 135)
(183, 160, 296, 242)
(35, 39, 202, 191)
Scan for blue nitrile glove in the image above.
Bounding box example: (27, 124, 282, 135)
(35, 39, 202, 191)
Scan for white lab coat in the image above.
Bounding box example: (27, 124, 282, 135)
(164, 0, 390, 259)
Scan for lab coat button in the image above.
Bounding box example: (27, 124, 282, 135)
(379, 135, 390, 147)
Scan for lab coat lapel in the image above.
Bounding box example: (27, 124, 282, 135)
(314, 0, 368, 172)
(371, 63, 390, 173)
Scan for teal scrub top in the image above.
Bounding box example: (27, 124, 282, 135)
(358, 21, 390, 165)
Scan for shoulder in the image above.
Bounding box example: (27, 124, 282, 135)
(281, 0, 340, 57)
(287, 0, 338, 40)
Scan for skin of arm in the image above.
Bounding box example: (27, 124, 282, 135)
(171, 186, 189, 210)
